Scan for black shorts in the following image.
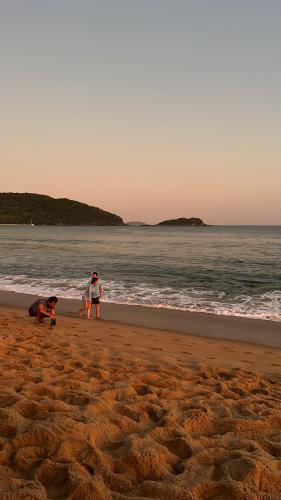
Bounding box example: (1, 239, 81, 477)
(91, 297, 100, 304)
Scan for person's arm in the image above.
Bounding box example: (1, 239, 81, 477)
(87, 285, 92, 302)
(38, 304, 54, 318)
(99, 283, 103, 299)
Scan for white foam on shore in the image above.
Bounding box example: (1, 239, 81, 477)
(0, 274, 280, 322)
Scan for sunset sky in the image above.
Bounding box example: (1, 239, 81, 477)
(1, 1, 280, 224)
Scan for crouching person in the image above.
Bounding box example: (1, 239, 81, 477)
(28, 296, 58, 324)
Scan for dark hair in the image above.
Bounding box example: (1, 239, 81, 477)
(92, 271, 98, 276)
(91, 277, 98, 284)
(48, 296, 58, 303)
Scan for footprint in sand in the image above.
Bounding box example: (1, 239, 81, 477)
(54, 365, 64, 371)
(150, 347, 163, 351)
(111, 334, 123, 338)
(183, 352, 193, 356)
(165, 438, 192, 459)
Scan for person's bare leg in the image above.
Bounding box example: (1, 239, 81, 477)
(77, 306, 86, 317)
(86, 303, 92, 320)
(77, 299, 88, 318)
(95, 303, 101, 319)
(36, 311, 48, 323)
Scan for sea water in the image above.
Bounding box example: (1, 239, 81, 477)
(0, 225, 280, 321)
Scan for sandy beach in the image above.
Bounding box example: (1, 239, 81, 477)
(0, 299, 281, 499)
(1, 0, 280, 496)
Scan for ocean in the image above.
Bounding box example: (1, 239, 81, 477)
(0, 225, 280, 321)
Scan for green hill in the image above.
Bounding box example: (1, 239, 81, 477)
(0, 193, 124, 226)
(158, 217, 206, 226)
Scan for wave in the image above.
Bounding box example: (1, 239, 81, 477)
(0, 274, 280, 322)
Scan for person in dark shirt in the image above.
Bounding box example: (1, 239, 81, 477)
(28, 296, 58, 323)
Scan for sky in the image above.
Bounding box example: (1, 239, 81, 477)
(0, 0, 280, 224)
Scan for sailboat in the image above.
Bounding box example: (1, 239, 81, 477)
(30, 218, 35, 227)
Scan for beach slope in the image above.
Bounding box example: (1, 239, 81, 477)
(0, 306, 281, 499)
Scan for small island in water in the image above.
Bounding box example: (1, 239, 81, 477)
(158, 217, 207, 226)
(126, 221, 150, 226)
(0, 193, 124, 226)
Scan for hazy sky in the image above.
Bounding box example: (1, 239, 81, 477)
(1, 1, 280, 224)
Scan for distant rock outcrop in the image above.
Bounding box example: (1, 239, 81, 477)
(126, 221, 149, 226)
(158, 217, 207, 226)
(0, 193, 124, 226)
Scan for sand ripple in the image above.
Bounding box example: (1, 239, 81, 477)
(0, 313, 281, 499)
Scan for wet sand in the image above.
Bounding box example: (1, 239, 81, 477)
(0, 290, 281, 348)
(0, 298, 281, 499)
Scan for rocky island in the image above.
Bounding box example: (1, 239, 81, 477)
(158, 217, 207, 226)
(0, 193, 124, 226)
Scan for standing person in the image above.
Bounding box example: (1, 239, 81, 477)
(90, 273, 103, 319)
(28, 296, 58, 323)
(77, 283, 92, 320)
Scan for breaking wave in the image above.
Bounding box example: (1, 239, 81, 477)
(0, 274, 280, 322)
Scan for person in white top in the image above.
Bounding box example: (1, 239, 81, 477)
(77, 275, 93, 320)
(77, 271, 103, 320)
(90, 273, 103, 319)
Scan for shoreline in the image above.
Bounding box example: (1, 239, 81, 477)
(0, 289, 280, 348)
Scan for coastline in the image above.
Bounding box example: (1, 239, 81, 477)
(0, 289, 280, 348)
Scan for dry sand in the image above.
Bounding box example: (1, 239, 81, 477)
(0, 305, 281, 499)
